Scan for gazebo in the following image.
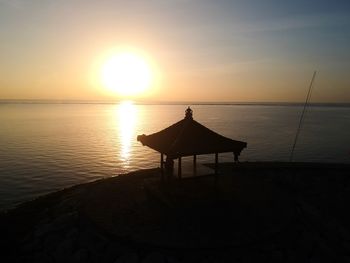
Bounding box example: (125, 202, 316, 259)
(137, 107, 247, 179)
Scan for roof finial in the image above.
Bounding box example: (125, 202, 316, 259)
(185, 107, 193, 119)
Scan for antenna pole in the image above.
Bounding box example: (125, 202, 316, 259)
(290, 71, 317, 162)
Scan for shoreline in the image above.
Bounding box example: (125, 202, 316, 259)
(1, 162, 350, 262)
(2, 161, 349, 213)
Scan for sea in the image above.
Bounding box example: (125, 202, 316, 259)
(1, 102, 350, 210)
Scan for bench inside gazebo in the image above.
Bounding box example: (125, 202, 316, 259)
(137, 107, 247, 179)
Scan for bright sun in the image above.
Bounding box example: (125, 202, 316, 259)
(101, 52, 152, 97)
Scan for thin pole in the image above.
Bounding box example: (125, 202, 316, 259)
(178, 157, 182, 179)
(193, 155, 197, 176)
(215, 153, 219, 175)
(290, 71, 317, 162)
(160, 153, 164, 180)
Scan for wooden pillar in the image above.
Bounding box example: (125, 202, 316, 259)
(234, 152, 239, 163)
(215, 153, 219, 176)
(193, 155, 197, 176)
(160, 153, 164, 180)
(178, 157, 182, 179)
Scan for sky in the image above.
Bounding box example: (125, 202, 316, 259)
(0, 0, 349, 102)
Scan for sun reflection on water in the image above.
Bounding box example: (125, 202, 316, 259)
(117, 101, 137, 168)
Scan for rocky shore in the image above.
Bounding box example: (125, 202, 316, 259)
(1, 162, 350, 263)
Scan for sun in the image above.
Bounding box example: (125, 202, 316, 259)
(101, 52, 152, 97)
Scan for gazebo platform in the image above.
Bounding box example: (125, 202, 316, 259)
(172, 160, 215, 178)
(137, 107, 247, 179)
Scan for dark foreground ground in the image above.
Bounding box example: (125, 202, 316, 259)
(1, 162, 350, 263)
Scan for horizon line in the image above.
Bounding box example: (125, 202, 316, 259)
(1, 99, 350, 107)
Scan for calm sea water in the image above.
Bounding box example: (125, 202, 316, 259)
(1, 103, 350, 210)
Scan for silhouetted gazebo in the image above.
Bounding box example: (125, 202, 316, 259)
(137, 107, 247, 179)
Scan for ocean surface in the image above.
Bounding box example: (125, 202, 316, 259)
(1, 102, 350, 210)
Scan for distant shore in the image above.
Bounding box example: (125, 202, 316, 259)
(1, 162, 350, 262)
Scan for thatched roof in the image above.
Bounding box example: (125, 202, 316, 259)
(137, 108, 247, 159)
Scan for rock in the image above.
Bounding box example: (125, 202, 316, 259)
(34, 222, 54, 238)
(270, 250, 284, 263)
(101, 242, 124, 262)
(53, 238, 74, 262)
(309, 253, 322, 263)
(52, 211, 78, 229)
(182, 254, 203, 263)
(298, 230, 314, 251)
(33, 252, 54, 263)
(294, 245, 311, 262)
(74, 248, 89, 263)
(66, 227, 79, 240)
(142, 252, 165, 263)
(166, 256, 181, 263)
(44, 233, 62, 252)
(114, 252, 139, 263)
(21, 237, 42, 252)
(286, 248, 298, 263)
(343, 241, 350, 252)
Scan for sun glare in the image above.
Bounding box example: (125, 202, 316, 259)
(101, 52, 152, 97)
(117, 101, 137, 166)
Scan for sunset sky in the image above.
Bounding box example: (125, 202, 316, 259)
(1, 0, 349, 102)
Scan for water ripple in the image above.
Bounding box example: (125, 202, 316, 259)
(1, 103, 350, 210)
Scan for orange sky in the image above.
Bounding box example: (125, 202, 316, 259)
(1, 0, 349, 103)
